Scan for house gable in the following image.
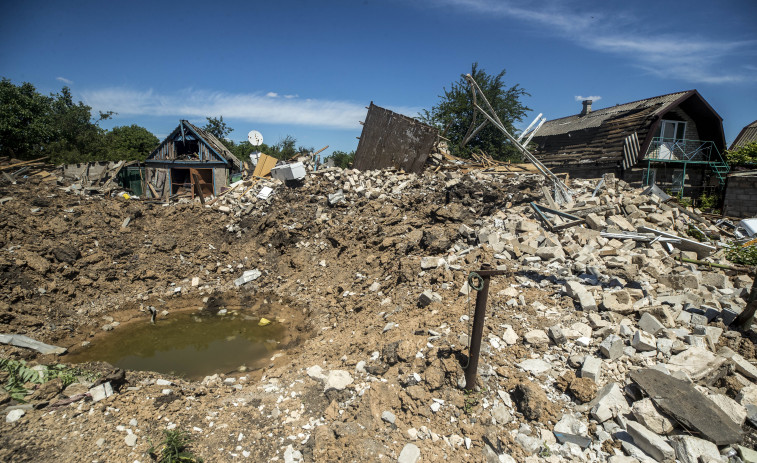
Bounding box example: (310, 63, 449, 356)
(147, 120, 241, 170)
(531, 90, 725, 175)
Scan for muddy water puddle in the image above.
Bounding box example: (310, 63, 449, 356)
(66, 309, 287, 380)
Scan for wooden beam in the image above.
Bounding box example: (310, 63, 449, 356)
(0, 157, 48, 171)
(190, 171, 205, 206)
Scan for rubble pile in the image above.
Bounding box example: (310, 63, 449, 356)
(0, 165, 756, 462)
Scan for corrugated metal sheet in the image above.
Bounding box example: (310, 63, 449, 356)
(622, 132, 640, 170)
(730, 120, 757, 150)
(536, 91, 690, 137)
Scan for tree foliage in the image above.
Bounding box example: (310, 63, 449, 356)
(0, 78, 54, 159)
(202, 116, 232, 141)
(725, 142, 757, 166)
(327, 150, 355, 168)
(223, 131, 307, 162)
(419, 63, 530, 161)
(0, 77, 158, 164)
(103, 125, 160, 161)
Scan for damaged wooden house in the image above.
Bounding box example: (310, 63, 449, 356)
(145, 120, 241, 199)
(531, 90, 728, 197)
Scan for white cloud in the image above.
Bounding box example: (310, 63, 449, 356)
(436, 0, 756, 84)
(56, 76, 73, 85)
(265, 92, 278, 97)
(575, 95, 601, 102)
(81, 87, 420, 130)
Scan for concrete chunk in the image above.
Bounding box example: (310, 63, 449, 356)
(631, 330, 657, 352)
(632, 398, 673, 435)
(666, 346, 726, 381)
(565, 281, 597, 312)
(398, 443, 420, 463)
(420, 256, 446, 270)
(626, 421, 674, 462)
(418, 290, 442, 307)
(523, 330, 550, 346)
(580, 355, 602, 382)
(89, 382, 114, 402)
(669, 435, 720, 463)
(590, 383, 629, 422)
(638, 313, 664, 335)
(719, 346, 757, 381)
(547, 325, 567, 345)
(599, 334, 624, 360)
(234, 269, 262, 286)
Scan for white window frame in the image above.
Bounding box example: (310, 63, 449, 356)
(659, 120, 687, 142)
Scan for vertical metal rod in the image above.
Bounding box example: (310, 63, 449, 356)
(465, 273, 490, 390)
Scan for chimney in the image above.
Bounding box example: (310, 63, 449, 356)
(581, 99, 592, 116)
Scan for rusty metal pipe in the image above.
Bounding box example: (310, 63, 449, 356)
(464, 265, 507, 391)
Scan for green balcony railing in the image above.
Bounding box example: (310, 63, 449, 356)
(644, 137, 722, 163)
(642, 137, 730, 187)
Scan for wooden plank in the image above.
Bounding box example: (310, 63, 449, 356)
(100, 161, 126, 190)
(540, 186, 559, 210)
(0, 157, 48, 171)
(190, 171, 205, 206)
(148, 182, 159, 199)
(207, 182, 241, 206)
(630, 368, 743, 445)
(253, 154, 277, 178)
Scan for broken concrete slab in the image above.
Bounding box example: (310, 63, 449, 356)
(625, 420, 675, 462)
(517, 359, 553, 376)
(632, 398, 673, 435)
(565, 281, 598, 312)
(631, 330, 657, 352)
(589, 382, 630, 422)
(0, 334, 66, 355)
(666, 346, 726, 381)
(669, 435, 721, 463)
(638, 313, 664, 335)
(718, 346, 757, 381)
(630, 368, 743, 445)
(233, 269, 262, 286)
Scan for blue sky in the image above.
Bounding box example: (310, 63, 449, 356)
(2, 0, 756, 157)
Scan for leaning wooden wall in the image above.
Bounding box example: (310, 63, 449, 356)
(353, 103, 439, 174)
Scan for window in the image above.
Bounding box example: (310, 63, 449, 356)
(659, 120, 686, 142)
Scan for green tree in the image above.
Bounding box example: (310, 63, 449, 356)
(45, 86, 113, 164)
(277, 135, 297, 159)
(202, 116, 232, 140)
(726, 142, 757, 166)
(0, 78, 54, 159)
(103, 125, 159, 161)
(327, 150, 355, 168)
(420, 63, 530, 161)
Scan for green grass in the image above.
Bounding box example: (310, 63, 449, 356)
(149, 430, 203, 463)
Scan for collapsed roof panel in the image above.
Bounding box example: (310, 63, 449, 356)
(353, 103, 439, 174)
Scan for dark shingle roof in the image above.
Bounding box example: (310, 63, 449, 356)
(532, 90, 702, 168)
(536, 91, 690, 137)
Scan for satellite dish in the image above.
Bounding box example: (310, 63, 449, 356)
(247, 130, 264, 146)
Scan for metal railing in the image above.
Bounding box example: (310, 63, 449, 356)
(644, 137, 722, 163)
